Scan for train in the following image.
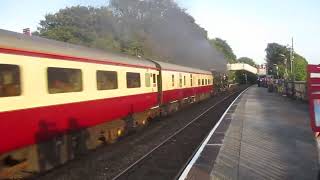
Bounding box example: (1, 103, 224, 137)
(0, 29, 214, 178)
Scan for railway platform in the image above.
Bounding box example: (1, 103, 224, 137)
(179, 86, 319, 180)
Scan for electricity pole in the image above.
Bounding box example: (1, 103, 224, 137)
(290, 37, 295, 97)
(290, 37, 294, 81)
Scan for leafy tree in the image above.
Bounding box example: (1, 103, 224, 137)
(292, 53, 308, 81)
(237, 57, 256, 67)
(209, 38, 238, 83)
(34, 1, 227, 71)
(266, 43, 289, 63)
(265, 43, 289, 76)
(35, 6, 120, 51)
(234, 57, 258, 84)
(234, 70, 257, 84)
(265, 42, 308, 80)
(210, 38, 237, 63)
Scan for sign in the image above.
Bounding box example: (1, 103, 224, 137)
(308, 64, 320, 132)
(315, 99, 320, 127)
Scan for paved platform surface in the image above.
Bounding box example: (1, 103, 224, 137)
(180, 86, 319, 180)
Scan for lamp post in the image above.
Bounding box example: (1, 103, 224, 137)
(279, 54, 288, 79)
(290, 37, 295, 81)
(290, 38, 295, 98)
(273, 64, 279, 79)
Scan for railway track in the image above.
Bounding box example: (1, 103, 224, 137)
(35, 86, 248, 180)
(112, 87, 248, 180)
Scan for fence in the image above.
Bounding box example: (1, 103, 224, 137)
(274, 80, 308, 101)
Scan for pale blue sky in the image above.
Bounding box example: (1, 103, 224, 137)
(0, 0, 318, 64)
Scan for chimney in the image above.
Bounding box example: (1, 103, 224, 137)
(23, 28, 31, 36)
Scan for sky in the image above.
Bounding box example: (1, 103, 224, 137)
(0, 0, 319, 64)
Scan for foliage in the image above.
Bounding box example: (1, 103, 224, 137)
(265, 42, 308, 81)
(209, 39, 260, 84)
(237, 57, 256, 67)
(34, 1, 226, 71)
(35, 6, 121, 51)
(210, 38, 237, 63)
(265, 43, 289, 65)
(292, 53, 308, 81)
(235, 70, 257, 84)
(209, 38, 239, 83)
(236, 57, 258, 84)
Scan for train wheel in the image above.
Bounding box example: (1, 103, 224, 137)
(104, 121, 126, 144)
(133, 111, 151, 128)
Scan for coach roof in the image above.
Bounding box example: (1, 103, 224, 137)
(0, 29, 157, 69)
(0, 29, 211, 74)
(154, 60, 211, 75)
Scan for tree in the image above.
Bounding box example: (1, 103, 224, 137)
(292, 53, 308, 81)
(237, 57, 256, 67)
(209, 38, 238, 83)
(234, 70, 257, 84)
(34, 1, 227, 71)
(265, 43, 289, 64)
(265, 43, 289, 76)
(210, 38, 237, 63)
(35, 6, 120, 51)
(265, 42, 308, 80)
(235, 57, 258, 84)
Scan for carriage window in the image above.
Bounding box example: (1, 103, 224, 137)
(97, 71, 118, 90)
(145, 73, 151, 87)
(153, 74, 156, 84)
(127, 72, 141, 88)
(47, 67, 82, 94)
(0, 64, 21, 97)
(198, 79, 200, 86)
(208, 79, 211, 85)
(205, 79, 208, 85)
(179, 76, 183, 87)
(172, 75, 175, 87)
(202, 79, 204, 85)
(190, 74, 193, 87)
(184, 76, 186, 86)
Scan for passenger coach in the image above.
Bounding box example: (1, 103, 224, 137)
(0, 29, 213, 178)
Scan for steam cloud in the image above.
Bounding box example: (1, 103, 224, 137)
(110, 0, 227, 72)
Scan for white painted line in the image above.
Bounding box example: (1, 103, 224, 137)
(178, 87, 248, 180)
(112, 89, 245, 180)
(206, 144, 222, 146)
(213, 132, 225, 134)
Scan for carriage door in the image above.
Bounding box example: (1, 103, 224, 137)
(156, 73, 162, 104)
